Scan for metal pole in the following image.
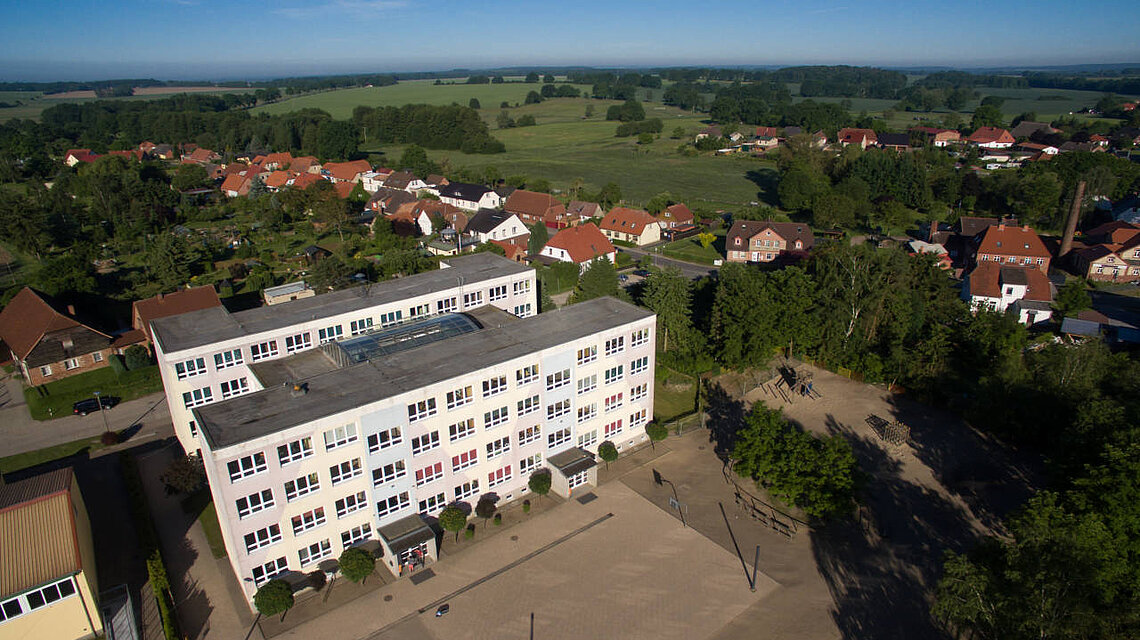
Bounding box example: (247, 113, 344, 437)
(530, 612, 534, 640)
(94, 391, 110, 434)
(750, 545, 760, 592)
(667, 479, 686, 528)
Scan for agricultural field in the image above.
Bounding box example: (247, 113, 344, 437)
(0, 86, 255, 123)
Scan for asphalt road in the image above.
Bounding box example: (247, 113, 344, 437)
(617, 246, 718, 280)
(0, 389, 172, 458)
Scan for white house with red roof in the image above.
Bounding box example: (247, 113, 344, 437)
(540, 222, 616, 270)
(967, 127, 1015, 149)
(962, 262, 1053, 325)
(974, 223, 1051, 271)
(836, 128, 877, 149)
(599, 207, 661, 246)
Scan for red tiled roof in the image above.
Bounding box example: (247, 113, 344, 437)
(290, 156, 320, 172)
(505, 190, 566, 219)
(837, 128, 877, 145)
(491, 239, 528, 261)
(0, 288, 93, 360)
(221, 174, 248, 194)
(64, 149, 99, 163)
(333, 182, 355, 199)
(600, 207, 657, 236)
(325, 160, 372, 182)
(291, 173, 326, 189)
(967, 127, 1015, 144)
(132, 286, 221, 342)
(265, 171, 293, 189)
(108, 149, 143, 161)
(264, 152, 293, 167)
(187, 148, 217, 163)
(976, 224, 1050, 259)
(661, 203, 694, 224)
(969, 262, 1051, 301)
(755, 126, 780, 138)
(544, 222, 614, 264)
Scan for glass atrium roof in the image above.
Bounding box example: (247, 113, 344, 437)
(323, 313, 482, 367)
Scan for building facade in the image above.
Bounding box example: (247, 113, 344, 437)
(186, 297, 655, 606)
(151, 254, 538, 453)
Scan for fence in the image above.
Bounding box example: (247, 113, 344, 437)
(793, 354, 866, 384)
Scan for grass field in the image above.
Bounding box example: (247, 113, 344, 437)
(0, 87, 254, 123)
(654, 364, 697, 422)
(661, 229, 726, 265)
(23, 365, 164, 421)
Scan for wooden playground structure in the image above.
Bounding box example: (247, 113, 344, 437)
(758, 363, 821, 404)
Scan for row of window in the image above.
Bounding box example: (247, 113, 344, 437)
(250, 522, 377, 586)
(37, 351, 105, 378)
(978, 254, 1046, 266)
(0, 577, 78, 624)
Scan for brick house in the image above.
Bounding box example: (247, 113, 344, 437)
(1070, 221, 1140, 282)
(657, 203, 694, 229)
(837, 128, 877, 148)
(967, 127, 1015, 149)
(323, 160, 372, 183)
(974, 223, 1051, 272)
(724, 220, 814, 264)
(962, 262, 1054, 325)
(504, 190, 570, 228)
(599, 207, 661, 246)
(910, 127, 961, 147)
(0, 288, 131, 386)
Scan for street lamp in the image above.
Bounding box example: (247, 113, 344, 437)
(93, 390, 111, 435)
(652, 468, 687, 528)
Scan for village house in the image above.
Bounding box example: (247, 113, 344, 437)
(323, 160, 372, 183)
(566, 201, 603, 221)
(465, 209, 528, 245)
(290, 172, 327, 190)
(724, 220, 815, 264)
(1070, 221, 1140, 282)
(695, 125, 723, 141)
(400, 199, 469, 235)
(877, 132, 910, 151)
(837, 128, 877, 148)
(182, 147, 220, 165)
(264, 171, 293, 191)
(290, 156, 322, 174)
(962, 262, 1053, 325)
(1009, 121, 1059, 139)
(360, 169, 393, 193)
(132, 286, 222, 348)
(262, 152, 293, 171)
(220, 173, 250, 198)
(974, 223, 1051, 272)
(599, 207, 661, 246)
(657, 203, 694, 229)
(0, 288, 140, 386)
(63, 149, 98, 166)
(910, 126, 961, 147)
(382, 170, 427, 193)
(540, 222, 616, 270)
(1015, 142, 1059, 155)
(437, 182, 503, 211)
(367, 187, 417, 216)
(967, 127, 1015, 148)
(505, 190, 570, 228)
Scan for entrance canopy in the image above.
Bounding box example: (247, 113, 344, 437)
(546, 447, 597, 477)
(378, 514, 435, 556)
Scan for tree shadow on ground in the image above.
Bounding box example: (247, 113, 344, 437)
(170, 537, 213, 640)
(883, 395, 1043, 533)
(744, 168, 781, 207)
(810, 413, 982, 640)
(704, 381, 748, 458)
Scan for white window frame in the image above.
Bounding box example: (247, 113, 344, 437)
(437, 297, 457, 313)
(379, 310, 402, 327)
(251, 557, 288, 586)
(376, 491, 411, 518)
(630, 408, 648, 428)
(175, 357, 207, 380)
(516, 363, 539, 385)
(482, 374, 507, 398)
(605, 365, 624, 385)
(605, 419, 624, 439)
(250, 340, 279, 362)
(183, 386, 213, 409)
(548, 428, 571, 448)
(605, 392, 624, 412)
(227, 453, 266, 482)
(605, 336, 625, 356)
(488, 285, 507, 302)
(484, 406, 509, 429)
(518, 425, 541, 446)
(631, 328, 650, 347)
(486, 436, 511, 459)
(244, 524, 282, 553)
(411, 430, 440, 455)
(520, 453, 543, 475)
(215, 348, 244, 369)
(291, 507, 327, 535)
(284, 472, 320, 501)
(277, 437, 313, 465)
(452, 449, 478, 472)
(367, 426, 402, 453)
(298, 539, 332, 566)
(220, 377, 249, 399)
(454, 480, 479, 501)
(341, 523, 372, 548)
(408, 398, 437, 422)
(318, 325, 344, 343)
(418, 492, 447, 515)
(372, 460, 407, 486)
(630, 356, 649, 375)
(578, 429, 598, 448)
(577, 402, 597, 423)
(546, 368, 571, 391)
(446, 385, 473, 409)
(578, 374, 597, 394)
(350, 318, 374, 336)
(330, 458, 363, 485)
(236, 488, 274, 519)
(517, 394, 540, 416)
(513, 280, 531, 294)
(449, 418, 476, 442)
(577, 345, 597, 365)
(285, 332, 312, 354)
(463, 291, 483, 307)
(547, 399, 570, 420)
(488, 464, 513, 488)
(335, 491, 368, 518)
(630, 383, 648, 401)
(323, 424, 358, 451)
(415, 462, 444, 486)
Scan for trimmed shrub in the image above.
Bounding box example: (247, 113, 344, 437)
(253, 579, 294, 617)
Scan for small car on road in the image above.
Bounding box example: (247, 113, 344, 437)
(72, 396, 119, 416)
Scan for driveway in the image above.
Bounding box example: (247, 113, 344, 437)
(0, 391, 172, 458)
(617, 246, 717, 280)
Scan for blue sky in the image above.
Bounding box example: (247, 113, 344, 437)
(1, 0, 1138, 81)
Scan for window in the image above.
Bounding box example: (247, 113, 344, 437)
(227, 453, 267, 482)
(547, 399, 570, 420)
(605, 393, 623, 412)
(350, 318, 373, 336)
(578, 374, 597, 394)
(95, 351, 108, 363)
(182, 386, 213, 409)
(175, 357, 207, 380)
(408, 398, 437, 422)
(298, 539, 332, 566)
(330, 458, 363, 485)
(284, 332, 311, 354)
(577, 345, 597, 365)
(489, 285, 507, 302)
(630, 356, 649, 375)
(513, 280, 531, 295)
(318, 325, 344, 343)
(482, 374, 507, 397)
(517, 394, 540, 416)
(335, 491, 367, 518)
(605, 419, 623, 439)
(520, 453, 543, 475)
(605, 365, 624, 385)
(244, 524, 282, 553)
(250, 340, 278, 361)
(372, 460, 406, 485)
(251, 557, 288, 587)
(568, 470, 589, 490)
(411, 431, 440, 455)
(39, 365, 52, 377)
(486, 436, 511, 459)
(220, 377, 249, 399)
(376, 491, 411, 517)
(516, 363, 539, 385)
(236, 489, 274, 519)
(291, 507, 326, 535)
(630, 408, 648, 428)
(484, 406, 509, 429)
(452, 449, 478, 472)
(446, 385, 473, 409)
(341, 523, 372, 548)
(1007, 257, 1016, 263)
(379, 310, 402, 327)
(454, 480, 479, 501)
(578, 429, 598, 448)
(437, 297, 457, 313)
(277, 437, 313, 465)
(2, 576, 78, 619)
(284, 473, 320, 501)
(1037, 258, 1045, 265)
(367, 426, 402, 453)
(214, 348, 244, 370)
(449, 418, 476, 442)
(605, 336, 625, 356)
(577, 402, 597, 423)
(631, 328, 650, 347)
(488, 464, 513, 488)
(323, 424, 358, 451)
(416, 462, 444, 486)
(463, 291, 483, 307)
(518, 425, 541, 446)
(630, 383, 648, 401)
(409, 303, 430, 318)
(418, 493, 447, 515)
(513, 303, 533, 317)
(548, 428, 571, 448)
(546, 368, 571, 390)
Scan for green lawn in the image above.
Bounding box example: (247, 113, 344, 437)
(197, 502, 228, 559)
(661, 232, 726, 265)
(654, 365, 697, 422)
(0, 435, 108, 475)
(24, 365, 164, 421)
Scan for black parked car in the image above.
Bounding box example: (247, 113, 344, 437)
(73, 396, 119, 416)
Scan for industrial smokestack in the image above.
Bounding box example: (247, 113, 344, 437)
(1060, 180, 1085, 257)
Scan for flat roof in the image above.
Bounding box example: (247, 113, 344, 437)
(151, 254, 531, 353)
(194, 297, 654, 450)
(547, 447, 597, 476)
(263, 281, 309, 297)
(378, 514, 434, 555)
